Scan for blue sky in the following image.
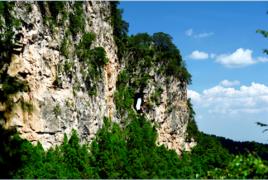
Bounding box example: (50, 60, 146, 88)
(120, 2, 268, 143)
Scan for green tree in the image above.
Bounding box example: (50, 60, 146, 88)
(90, 118, 128, 178)
(257, 28, 268, 54)
(208, 154, 268, 178)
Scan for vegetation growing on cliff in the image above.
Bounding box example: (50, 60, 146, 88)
(77, 33, 108, 96)
(0, 2, 268, 179)
(125, 32, 192, 84)
(113, 30, 192, 116)
(110, 1, 129, 60)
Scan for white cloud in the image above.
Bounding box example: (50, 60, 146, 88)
(187, 89, 201, 102)
(188, 81, 268, 143)
(189, 50, 209, 60)
(185, 28, 214, 38)
(185, 28, 193, 36)
(194, 32, 214, 38)
(257, 57, 268, 63)
(215, 48, 255, 68)
(187, 48, 268, 67)
(188, 82, 268, 115)
(219, 80, 240, 87)
(214, 48, 268, 68)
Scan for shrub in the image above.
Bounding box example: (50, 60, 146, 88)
(60, 37, 70, 58)
(208, 154, 268, 179)
(53, 104, 61, 117)
(77, 33, 108, 96)
(69, 2, 85, 36)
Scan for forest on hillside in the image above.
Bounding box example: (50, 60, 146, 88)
(1, 107, 268, 178)
(1, 1, 268, 179)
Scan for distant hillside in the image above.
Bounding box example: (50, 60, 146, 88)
(205, 133, 268, 161)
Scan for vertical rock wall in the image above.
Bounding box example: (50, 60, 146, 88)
(2, 1, 118, 149)
(0, 1, 194, 154)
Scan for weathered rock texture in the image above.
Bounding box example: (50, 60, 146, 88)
(0, 1, 195, 154)
(144, 77, 195, 154)
(121, 53, 196, 154)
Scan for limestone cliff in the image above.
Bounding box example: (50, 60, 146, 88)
(0, 1, 195, 154)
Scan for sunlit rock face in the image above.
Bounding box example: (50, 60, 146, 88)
(2, 1, 118, 149)
(1, 1, 195, 154)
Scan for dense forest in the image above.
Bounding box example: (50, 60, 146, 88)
(0, 1, 268, 178)
(1, 105, 268, 178)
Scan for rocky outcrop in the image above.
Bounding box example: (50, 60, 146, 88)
(144, 76, 196, 155)
(120, 53, 196, 154)
(0, 1, 195, 154)
(1, 1, 118, 149)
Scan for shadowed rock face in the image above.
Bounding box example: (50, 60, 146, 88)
(0, 1, 195, 154)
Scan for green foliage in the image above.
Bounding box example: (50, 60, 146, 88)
(53, 104, 61, 117)
(150, 87, 163, 105)
(60, 36, 70, 58)
(127, 33, 154, 59)
(208, 154, 268, 179)
(47, 1, 65, 23)
(0, 2, 268, 179)
(14, 130, 94, 179)
(77, 33, 96, 54)
(37, 2, 67, 32)
(0, 2, 19, 68)
(257, 18, 268, 55)
(90, 115, 184, 179)
(90, 117, 128, 178)
(64, 60, 74, 75)
(110, 1, 129, 59)
(77, 33, 108, 96)
(114, 86, 134, 116)
(90, 47, 109, 66)
(186, 99, 199, 141)
(125, 32, 191, 85)
(183, 132, 232, 178)
(0, 126, 29, 178)
(0, 2, 18, 29)
(114, 70, 134, 115)
(69, 2, 85, 36)
(0, 113, 268, 179)
(152, 32, 175, 52)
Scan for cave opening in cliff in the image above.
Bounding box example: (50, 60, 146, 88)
(134, 93, 144, 113)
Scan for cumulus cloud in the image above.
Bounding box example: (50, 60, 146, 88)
(188, 82, 268, 143)
(189, 50, 209, 60)
(188, 82, 268, 115)
(189, 48, 268, 68)
(219, 80, 240, 87)
(187, 89, 201, 102)
(185, 28, 214, 38)
(215, 48, 255, 68)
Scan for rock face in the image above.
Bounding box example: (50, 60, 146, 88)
(0, 1, 195, 154)
(144, 77, 194, 155)
(120, 52, 196, 154)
